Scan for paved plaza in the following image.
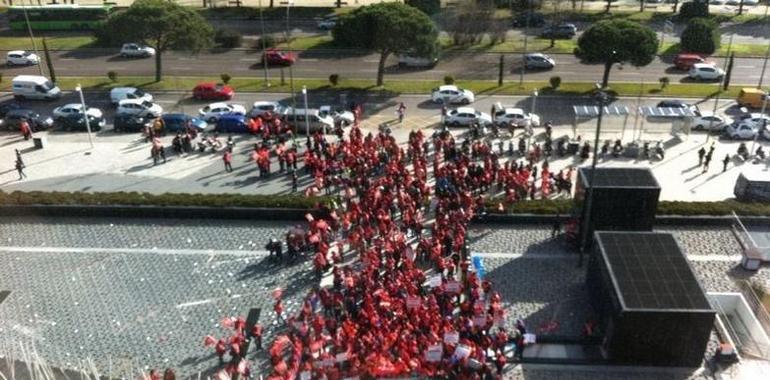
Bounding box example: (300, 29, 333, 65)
(0, 217, 769, 379)
(2, 92, 769, 201)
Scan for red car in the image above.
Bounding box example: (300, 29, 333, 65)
(262, 48, 296, 66)
(673, 53, 707, 71)
(192, 82, 234, 100)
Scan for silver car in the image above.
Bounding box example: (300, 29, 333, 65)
(524, 53, 555, 70)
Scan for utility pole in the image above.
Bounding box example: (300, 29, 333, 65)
(519, 1, 531, 86)
(579, 86, 609, 267)
(758, 40, 769, 89)
(21, 2, 44, 76)
(259, 0, 270, 87)
(283, 0, 296, 123)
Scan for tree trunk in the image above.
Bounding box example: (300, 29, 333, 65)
(640, 0, 645, 12)
(270, 0, 274, 8)
(605, 0, 612, 13)
(673, 0, 679, 13)
(155, 49, 162, 82)
(738, 0, 744, 15)
(376, 51, 390, 87)
(43, 37, 56, 83)
(601, 61, 612, 89)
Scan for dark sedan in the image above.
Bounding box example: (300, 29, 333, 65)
(0, 109, 53, 132)
(114, 113, 152, 133)
(55, 113, 105, 132)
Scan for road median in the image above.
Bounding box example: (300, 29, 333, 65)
(0, 76, 744, 99)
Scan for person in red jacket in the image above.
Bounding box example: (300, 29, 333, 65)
(215, 339, 227, 364)
(250, 323, 263, 350)
(223, 149, 233, 173)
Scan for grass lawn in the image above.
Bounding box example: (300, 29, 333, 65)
(278, 35, 335, 50)
(1, 75, 739, 99)
(0, 33, 95, 50)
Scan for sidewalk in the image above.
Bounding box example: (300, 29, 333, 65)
(1, 115, 766, 201)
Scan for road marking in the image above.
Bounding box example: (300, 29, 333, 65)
(60, 58, 77, 61)
(239, 58, 260, 62)
(362, 59, 380, 63)
(736, 65, 756, 68)
(0, 246, 269, 257)
(302, 58, 319, 62)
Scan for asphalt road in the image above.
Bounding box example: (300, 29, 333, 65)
(3, 48, 770, 85)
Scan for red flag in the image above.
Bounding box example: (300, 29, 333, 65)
(203, 335, 217, 347)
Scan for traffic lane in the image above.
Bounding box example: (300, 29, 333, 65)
(4, 48, 769, 85)
(2, 91, 751, 137)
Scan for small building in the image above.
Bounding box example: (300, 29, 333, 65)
(586, 232, 716, 367)
(576, 167, 660, 247)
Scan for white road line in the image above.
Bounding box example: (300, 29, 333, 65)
(0, 246, 269, 257)
(736, 65, 756, 69)
(239, 58, 260, 62)
(302, 58, 319, 62)
(362, 59, 380, 63)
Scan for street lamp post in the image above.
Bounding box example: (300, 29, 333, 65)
(519, 2, 532, 86)
(750, 95, 768, 156)
(528, 90, 538, 151)
(758, 40, 769, 89)
(259, 0, 270, 87)
(578, 85, 609, 267)
(21, 1, 44, 76)
(75, 85, 94, 150)
(285, 0, 297, 127)
(302, 86, 310, 145)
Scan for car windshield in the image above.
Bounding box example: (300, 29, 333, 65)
(22, 52, 33, 57)
(142, 101, 153, 108)
(134, 89, 145, 96)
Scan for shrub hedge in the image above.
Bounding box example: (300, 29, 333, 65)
(0, 191, 768, 216)
(0, 191, 330, 209)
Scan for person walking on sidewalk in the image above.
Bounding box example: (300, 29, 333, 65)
(698, 147, 706, 166)
(15, 159, 26, 180)
(397, 102, 406, 123)
(703, 151, 713, 173)
(722, 154, 730, 173)
(223, 149, 233, 173)
(15, 149, 23, 168)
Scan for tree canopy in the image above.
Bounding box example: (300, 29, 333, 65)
(575, 19, 658, 88)
(332, 2, 438, 86)
(97, 0, 213, 81)
(680, 17, 720, 55)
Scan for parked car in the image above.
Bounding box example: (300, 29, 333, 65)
(55, 113, 105, 132)
(215, 113, 250, 133)
(512, 11, 545, 27)
(524, 53, 555, 70)
(398, 54, 438, 68)
(199, 102, 247, 123)
(113, 113, 152, 133)
(709, 0, 725, 4)
(282, 107, 335, 134)
(0, 102, 21, 118)
(110, 87, 153, 105)
(444, 107, 493, 127)
(6, 50, 39, 66)
(431, 85, 475, 105)
(732, 113, 770, 129)
(316, 15, 337, 30)
(736, 88, 768, 108)
(116, 99, 163, 118)
(725, 123, 758, 140)
(249, 101, 284, 119)
(673, 53, 706, 71)
(492, 103, 540, 128)
(540, 23, 577, 39)
(690, 111, 732, 132)
(12, 75, 61, 100)
(688, 63, 725, 81)
(162, 113, 208, 132)
(319, 105, 355, 126)
(53, 103, 103, 120)
(262, 48, 296, 66)
(193, 82, 234, 101)
(120, 43, 155, 58)
(0, 109, 52, 131)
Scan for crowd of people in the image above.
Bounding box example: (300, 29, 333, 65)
(200, 108, 570, 379)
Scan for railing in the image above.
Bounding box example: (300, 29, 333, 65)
(737, 280, 770, 360)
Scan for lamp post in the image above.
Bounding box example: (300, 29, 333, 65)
(750, 95, 768, 157)
(578, 85, 609, 267)
(302, 86, 310, 146)
(528, 89, 538, 151)
(758, 40, 769, 89)
(259, 0, 270, 87)
(285, 0, 297, 127)
(21, 1, 44, 76)
(519, 0, 532, 86)
(75, 85, 94, 150)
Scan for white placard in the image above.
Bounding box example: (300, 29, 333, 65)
(406, 296, 421, 309)
(524, 333, 536, 344)
(446, 281, 461, 293)
(429, 275, 442, 288)
(453, 344, 471, 360)
(336, 353, 348, 363)
(425, 344, 443, 362)
(444, 331, 459, 344)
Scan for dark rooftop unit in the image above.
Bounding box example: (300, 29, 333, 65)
(587, 232, 715, 367)
(576, 168, 661, 248)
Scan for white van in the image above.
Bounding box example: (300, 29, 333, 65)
(110, 87, 153, 105)
(12, 75, 61, 100)
(282, 107, 334, 134)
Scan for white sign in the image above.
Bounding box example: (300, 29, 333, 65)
(446, 281, 461, 293)
(444, 331, 459, 344)
(453, 344, 471, 360)
(524, 333, 536, 344)
(425, 344, 443, 362)
(429, 275, 442, 288)
(336, 353, 348, 363)
(406, 296, 421, 309)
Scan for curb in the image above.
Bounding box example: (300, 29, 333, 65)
(1, 205, 768, 225)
